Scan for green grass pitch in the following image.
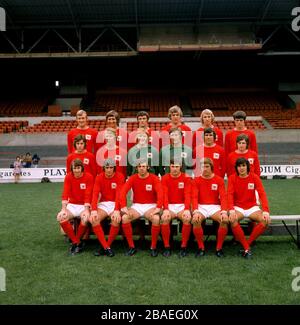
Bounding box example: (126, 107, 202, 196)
(0, 179, 300, 304)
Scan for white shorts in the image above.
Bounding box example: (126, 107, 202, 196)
(98, 201, 115, 216)
(131, 203, 157, 216)
(168, 204, 185, 215)
(197, 204, 221, 219)
(67, 203, 85, 217)
(235, 206, 261, 218)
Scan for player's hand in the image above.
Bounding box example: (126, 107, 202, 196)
(182, 209, 191, 222)
(81, 210, 90, 224)
(89, 210, 98, 224)
(220, 211, 229, 223)
(262, 211, 271, 224)
(57, 209, 68, 222)
(229, 210, 237, 223)
(111, 210, 121, 223)
(161, 209, 171, 222)
(192, 211, 202, 223)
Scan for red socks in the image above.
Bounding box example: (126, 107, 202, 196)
(151, 224, 161, 249)
(122, 223, 135, 248)
(161, 224, 170, 248)
(60, 220, 79, 244)
(216, 226, 228, 251)
(107, 225, 120, 247)
(92, 224, 109, 249)
(193, 226, 205, 250)
(248, 222, 267, 246)
(231, 224, 250, 251)
(181, 224, 192, 248)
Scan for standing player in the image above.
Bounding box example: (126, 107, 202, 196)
(56, 159, 94, 255)
(224, 110, 258, 156)
(66, 134, 97, 178)
(193, 127, 226, 178)
(192, 158, 228, 257)
(120, 159, 163, 257)
(161, 105, 192, 148)
(96, 110, 128, 152)
(227, 158, 271, 258)
(161, 160, 192, 257)
(67, 110, 98, 154)
(128, 111, 160, 150)
(227, 134, 260, 177)
(89, 159, 125, 257)
(193, 109, 223, 149)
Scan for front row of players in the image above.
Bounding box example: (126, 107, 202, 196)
(57, 157, 270, 258)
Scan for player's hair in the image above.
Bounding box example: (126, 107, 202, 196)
(76, 109, 87, 118)
(70, 158, 84, 172)
(168, 105, 183, 119)
(203, 127, 216, 140)
(102, 158, 116, 171)
(200, 109, 215, 124)
(233, 110, 247, 120)
(201, 157, 214, 172)
(170, 158, 183, 171)
(235, 157, 250, 174)
(73, 134, 87, 149)
(236, 134, 249, 148)
(136, 111, 150, 121)
(106, 110, 120, 124)
(135, 158, 150, 171)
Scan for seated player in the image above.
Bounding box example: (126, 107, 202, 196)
(89, 158, 125, 257)
(56, 159, 94, 255)
(161, 159, 192, 257)
(192, 158, 228, 257)
(227, 158, 271, 258)
(120, 159, 163, 257)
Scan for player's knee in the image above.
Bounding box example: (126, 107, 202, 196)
(57, 212, 67, 223)
(152, 214, 160, 225)
(122, 214, 130, 223)
(161, 215, 171, 224)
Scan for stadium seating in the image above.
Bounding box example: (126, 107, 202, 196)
(0, 98, 48, 116)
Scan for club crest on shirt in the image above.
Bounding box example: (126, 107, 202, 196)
(146, 184, 152, 191)
(115, 155, 121, 161)
(111, 183, 117, 189)
(178, 182, 184, 189)
(83, 158, 89, 164)
(147, 152, 153, 159)
(213, 153, 220, 159)
(80, 183, 86, 190)
(248, 183, 255, 190)
(248, 158, 254, 164)
(148, 136, 153, 143)
(181, 131, 186, 137)
(117, 135, 122, 142)
(181, 152, 187, 158)
(85, 134, 91, 140)
(211, 184, 218, 191)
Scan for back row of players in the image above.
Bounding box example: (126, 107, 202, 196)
(57, 106, 269, 258)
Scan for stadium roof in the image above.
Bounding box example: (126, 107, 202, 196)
(1, 0, 298, 27)
(0, 0, 299, 57)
